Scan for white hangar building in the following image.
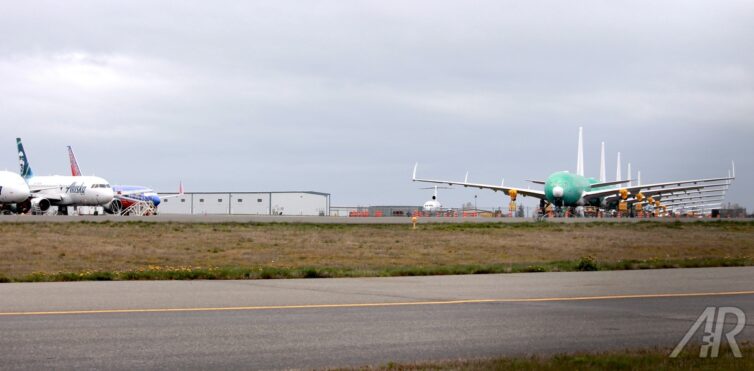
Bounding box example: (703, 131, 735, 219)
(157, 191, 330, 216)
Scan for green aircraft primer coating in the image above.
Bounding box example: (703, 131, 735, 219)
(543, 171, 609, 206)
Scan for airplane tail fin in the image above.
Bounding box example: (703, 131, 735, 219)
(16, 138, 34, 179)
(576, 127, 584, 176)
(599, 141, 606, 182)
(67, 146, 82, 176)
(615, 152, 621, 181)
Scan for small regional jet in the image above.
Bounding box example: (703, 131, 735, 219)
(17, 138, 114, 214)
(412, 128, 734, 214)
(67, 145, 182, 214)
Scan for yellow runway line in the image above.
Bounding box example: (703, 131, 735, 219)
(1, 290, 753, 317)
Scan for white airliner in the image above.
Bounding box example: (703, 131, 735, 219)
(0, 170, 31, 210)
(421, 186, 446, 212)
(17, 138, 114, 214)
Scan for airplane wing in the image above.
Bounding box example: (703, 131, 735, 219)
(585, 176, 733, 202)
(29, 186, 62, 193)
(30, 192, 63, 201)
(412, 164, 546, 199)
(160, 181, 185, 199)
(602, 184, 712, 203)
(115, 194, 148, 203)
(589, 179, 631, 188)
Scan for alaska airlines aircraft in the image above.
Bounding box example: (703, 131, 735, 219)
(67, 145, 181, 214)
(17, 138, 114, 214)
(413, 128, 734, 212)
(0, 170, 31, 213)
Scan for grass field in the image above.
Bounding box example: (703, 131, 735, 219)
(349, 343, 754, 370)
(1, 220, 753, 282)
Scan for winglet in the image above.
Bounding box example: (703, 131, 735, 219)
(732, 161, 736, 179)
(464, 171, 469, 183)
(179, 180, 184, 195)
(412, 163, 418, 181)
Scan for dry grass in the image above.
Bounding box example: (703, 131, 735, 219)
(0, 221, 752, 280)
(338, 342, 754, 370)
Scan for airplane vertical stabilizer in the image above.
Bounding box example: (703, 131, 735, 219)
(576, 127, 584, 176)
(615, 152, 621, 181)
(599, 142, 606, 183)
(16, 138, 33, 179)
(68, 146, 82, 176)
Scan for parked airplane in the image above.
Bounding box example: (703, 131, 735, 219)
(412, 127, 734, 214)
(420, 186, 449, 212)
(0, 170, 31, 213)
(67, 145, 181, 214)
(17, 138, 114, 214)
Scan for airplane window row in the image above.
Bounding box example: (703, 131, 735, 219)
(91, 184, 111, 188)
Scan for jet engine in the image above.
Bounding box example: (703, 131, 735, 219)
(104, 199, 122, 215)
(30, 198, 51, 214)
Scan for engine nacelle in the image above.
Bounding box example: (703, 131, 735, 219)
(104, 199, 122, 215)
(619, 189, 629, 200)
(30, 198, 51, 214)
(508, 189, 518, 201)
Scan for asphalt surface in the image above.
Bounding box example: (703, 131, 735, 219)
(0, 214, 748, 223)
(1, 268, 753, 370)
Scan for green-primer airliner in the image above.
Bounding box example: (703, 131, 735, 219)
(412, 128, 734, 210)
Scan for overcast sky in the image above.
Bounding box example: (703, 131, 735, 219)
(1, 1, 752, 211)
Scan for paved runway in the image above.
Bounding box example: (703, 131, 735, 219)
(1, 268, 753, 370)
(0, 214, 748, 223)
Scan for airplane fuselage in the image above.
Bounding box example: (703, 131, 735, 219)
(0, 171, 31, 204)
(543, 171, 604, 207)
(27, 175, 114, 206)
(114, 185, 161, 208)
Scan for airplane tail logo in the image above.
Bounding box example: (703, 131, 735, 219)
(16, 138, 34, 179)
(68, 146, 82, 176)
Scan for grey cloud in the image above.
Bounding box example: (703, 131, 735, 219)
(0, 1, 751, 210)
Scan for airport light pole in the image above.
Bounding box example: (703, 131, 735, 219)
(474, 195, 477, 212)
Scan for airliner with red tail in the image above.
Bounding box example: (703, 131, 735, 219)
(67, 146, 183, 214)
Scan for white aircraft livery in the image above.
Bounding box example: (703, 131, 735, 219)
(17, 138, 114, 214)
(0, 170, 31, 204)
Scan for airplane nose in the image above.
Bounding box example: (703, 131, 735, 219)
(553, 186, 564, 198)
(14, 184, 31, 201)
